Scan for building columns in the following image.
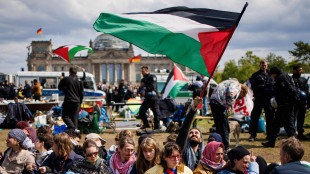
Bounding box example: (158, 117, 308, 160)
(106, 64, 110, 85)
(114, 64, 117, 84)
(121, 63, 124, 80)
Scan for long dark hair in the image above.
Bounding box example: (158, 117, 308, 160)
(136, 138, 160, 174)
(160, 142, 182, 171)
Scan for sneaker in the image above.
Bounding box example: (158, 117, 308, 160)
(248, 136, 255, 142)
(262, 141, 275, 147)
(74, 129, 80, 133)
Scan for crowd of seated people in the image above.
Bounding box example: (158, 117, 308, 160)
(0, 97, 309, 174)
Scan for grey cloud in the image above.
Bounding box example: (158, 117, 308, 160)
(1, 0, 310, 74)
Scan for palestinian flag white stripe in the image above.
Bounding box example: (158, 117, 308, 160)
(120, 14, 219, 41)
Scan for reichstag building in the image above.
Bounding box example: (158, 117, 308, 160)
(26, 34, 191, 85)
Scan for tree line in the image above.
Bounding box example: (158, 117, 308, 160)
(213, 41, 310, 83)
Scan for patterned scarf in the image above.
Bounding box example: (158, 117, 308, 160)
(200, 141, 225, 170)
(110, 151, 136, 174)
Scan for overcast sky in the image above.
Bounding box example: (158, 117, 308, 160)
(0, 0, 309, 74)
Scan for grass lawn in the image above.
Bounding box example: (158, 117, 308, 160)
(0, 111, 309, 163)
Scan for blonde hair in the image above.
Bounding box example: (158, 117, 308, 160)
(260, 59, 267, 64)
(136, 138, 160, 174)
(53, 132, 73, 158)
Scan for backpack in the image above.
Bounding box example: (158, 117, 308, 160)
(164, 96, 178, 113)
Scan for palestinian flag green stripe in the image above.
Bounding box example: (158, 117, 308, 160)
(94, 13, 210, 76)
(167, 81, 188, 98)
(68, 46, 94, 62)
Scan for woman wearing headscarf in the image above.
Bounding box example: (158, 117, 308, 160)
(193, 141, 225, 174)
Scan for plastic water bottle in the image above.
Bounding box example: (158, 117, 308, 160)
(127, 110, 131, 119)
(124, 110, 128, 121)
(99, 116, 104, 129)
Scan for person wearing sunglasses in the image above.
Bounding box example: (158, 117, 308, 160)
(69, 139, 113, 174)
(131, 137, 160, 174)
(193, 141, 226, 174)
(146, 142, 193, 174)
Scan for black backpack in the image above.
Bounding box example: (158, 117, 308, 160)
(164, 96, 178, 113)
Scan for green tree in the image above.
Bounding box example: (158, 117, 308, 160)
(222, 60, 238, 81)
(289, 41, 310, 63)
(238, 63, 257, 83)
(265, 52, 287, 71)
(238, 51, 261, 67)
(286, 60, 310, 74)
(213, 71, 222, 84)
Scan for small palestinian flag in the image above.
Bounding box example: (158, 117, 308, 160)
(37, 28, 42, 35)
(93, 4, 247, 77)
(53, 45, 94, 63)
(161, 65, 188, 98)
(128, 55, 141, 63)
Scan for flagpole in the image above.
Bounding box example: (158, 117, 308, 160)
(70, 63, 84, 72)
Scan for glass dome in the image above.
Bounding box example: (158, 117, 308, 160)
(93, 34, 130, 50)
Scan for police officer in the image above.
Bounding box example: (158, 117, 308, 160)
(249, 59, 274, 141)
(138, 66, 161, 129)
(292, 65, 309, 140)
(115, 79, 127, 112)
(262, 67, 298, 147)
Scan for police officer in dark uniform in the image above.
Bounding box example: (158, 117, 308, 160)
(115, 79, 127, 112)
(262, 67, 298, 147)
(249, 59, 274, 141)
(292, 65, 309, 140)
(138, 66, 161, 129)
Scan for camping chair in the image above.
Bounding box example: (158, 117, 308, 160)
(102, 105, 116, 133)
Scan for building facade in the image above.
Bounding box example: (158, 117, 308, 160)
(27, 34, 190, 85)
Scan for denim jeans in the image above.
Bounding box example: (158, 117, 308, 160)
(203, 96, 208, 115)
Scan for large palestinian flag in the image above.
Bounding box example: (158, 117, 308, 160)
(161, 65, 188, 98)
(53, 45, 94, 63)
(93, 4, 247, 76)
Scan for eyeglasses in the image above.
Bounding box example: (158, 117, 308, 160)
(168, 154, 182, 161)
(86, 151, 99, 157)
